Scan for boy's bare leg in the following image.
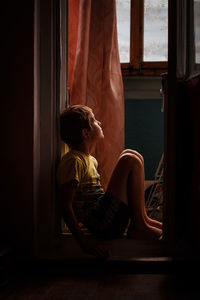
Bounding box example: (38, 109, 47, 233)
(106, 151, 162, 240)
(144, 211, 163, 229)
(121, 150, 162, 230)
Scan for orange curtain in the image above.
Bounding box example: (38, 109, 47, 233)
(68, 0, 124, 189)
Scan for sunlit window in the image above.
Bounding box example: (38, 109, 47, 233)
(144, 0, 168, 61)
(194, 0, 200, 63)
(116, 0, 130, 63)
(116, 0, 168, 75)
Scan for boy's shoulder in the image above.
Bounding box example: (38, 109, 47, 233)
(57, 150, 87, 184)
(60, 150, 98, 171)
(61, 150, 89, 168)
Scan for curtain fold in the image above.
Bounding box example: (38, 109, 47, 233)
(68, 0, 124, 189)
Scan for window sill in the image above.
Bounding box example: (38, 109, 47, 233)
(121, 62, 168, 77)
(122, 68, 168, 77)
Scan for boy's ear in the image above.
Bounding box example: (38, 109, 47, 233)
(82, 129, 89, 139)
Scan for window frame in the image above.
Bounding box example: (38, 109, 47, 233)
(120, 0, 168, 76)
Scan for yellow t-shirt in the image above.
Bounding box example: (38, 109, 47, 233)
(57, 150, 104, 222)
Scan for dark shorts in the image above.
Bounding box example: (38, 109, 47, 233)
(83, 192, 130, 239)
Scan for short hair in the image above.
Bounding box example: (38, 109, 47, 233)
(60, 105, 93, 148)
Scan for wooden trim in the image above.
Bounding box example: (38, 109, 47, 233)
(122, 67, 168, 76)
(139, 0, 144, 65)
(121, 62, 130, 69)
(121, 62, 168, 70)
(130, 0, 140, 69)
(121, 61, 168, 76)
(142, 62, 168, 69)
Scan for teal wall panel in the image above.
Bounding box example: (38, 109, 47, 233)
(125, 99, 164, 180)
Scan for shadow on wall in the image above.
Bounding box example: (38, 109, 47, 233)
(125, 99, 164, 180)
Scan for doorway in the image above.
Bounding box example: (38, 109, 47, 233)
(34, 0, 199, 261)
(58, 0, 166, 250)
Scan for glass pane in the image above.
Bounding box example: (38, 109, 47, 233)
(194, 0, 200, 63)
(116, 0, 130, 63)
(144, 0, 168, 61)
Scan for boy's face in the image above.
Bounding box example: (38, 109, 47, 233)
(88, 112, 104, 141)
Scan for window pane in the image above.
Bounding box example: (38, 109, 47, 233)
(144, 0, 168, 61)
(116, 0, 130, 63)
(194, 0, 200, 63)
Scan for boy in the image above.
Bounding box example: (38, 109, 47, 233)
(57, 105, 162, 258)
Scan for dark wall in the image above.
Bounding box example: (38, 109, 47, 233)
(1, 1, 35, 254)
(176, 75, 200, 254)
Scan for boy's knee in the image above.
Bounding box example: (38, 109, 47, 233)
(119, 153, 143, 169)
(121, 149, 144, 165)
(137, 152, 144, 164)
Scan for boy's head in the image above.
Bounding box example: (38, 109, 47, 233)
(60, 105, 93, 148)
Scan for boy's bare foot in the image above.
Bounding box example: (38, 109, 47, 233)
(145, 217, 163, 229)
(127, 224, 162, 241)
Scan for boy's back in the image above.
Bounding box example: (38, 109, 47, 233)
(57, 149, 104, 222)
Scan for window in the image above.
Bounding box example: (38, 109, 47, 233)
(116, 0, 168, 75)
(194, 0, 200, 64)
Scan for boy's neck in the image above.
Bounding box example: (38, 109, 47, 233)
(74, 142, 95, 156)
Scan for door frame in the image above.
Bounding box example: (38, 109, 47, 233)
(33, 0, 191, 261)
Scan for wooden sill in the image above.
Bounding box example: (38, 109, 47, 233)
(122, 68, 168, 77)
(121, 62, 168, 76)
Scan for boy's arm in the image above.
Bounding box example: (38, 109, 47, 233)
(60, 181, 109, 258)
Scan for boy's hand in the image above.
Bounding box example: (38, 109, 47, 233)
(60, 182, 110, 259)
(81, 241, 110, 259)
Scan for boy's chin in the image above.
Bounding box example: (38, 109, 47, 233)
(98, 130, 104, 139)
